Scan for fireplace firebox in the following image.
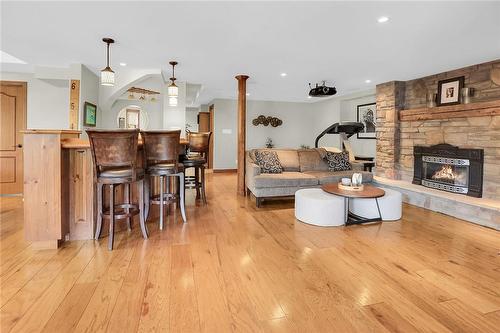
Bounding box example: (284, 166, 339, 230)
(413, 144, 483, 197)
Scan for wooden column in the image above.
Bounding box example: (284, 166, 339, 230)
(235, 75, 249, 196)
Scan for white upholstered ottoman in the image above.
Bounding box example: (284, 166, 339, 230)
(350, 187, 402, 221)
(295, 188, 345, 226)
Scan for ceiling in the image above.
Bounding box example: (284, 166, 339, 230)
(1, 1, 500, 104)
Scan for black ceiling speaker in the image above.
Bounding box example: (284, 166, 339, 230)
(309, 81, 337, 97)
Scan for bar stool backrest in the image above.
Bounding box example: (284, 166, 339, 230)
(141, 130, 181, 168)
(188, 131, 212, 158)
(86, 129, 140, 181)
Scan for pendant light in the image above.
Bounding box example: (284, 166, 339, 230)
(168, 61, 179, 106)
(101, 38, 115, 86)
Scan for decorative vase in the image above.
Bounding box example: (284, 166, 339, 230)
(426, 92, 437, 108)
(351, 173, 362, 186)
(461, 87, 474, 104)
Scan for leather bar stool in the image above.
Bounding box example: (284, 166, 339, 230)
(87, 129, 148, 251)
(142, 130, 187, 229)
(183, 131, 212, 204)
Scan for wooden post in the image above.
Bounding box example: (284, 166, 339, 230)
(235, 75, 249, 196)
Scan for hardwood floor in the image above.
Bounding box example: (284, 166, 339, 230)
(1, 173, 499, 332)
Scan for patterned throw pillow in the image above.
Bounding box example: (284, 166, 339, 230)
(324, 151, 352, 171)
(254, 150, 283, 173)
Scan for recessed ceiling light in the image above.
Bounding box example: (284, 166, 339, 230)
(308, 96, 312, 99)
(377, 16, 389, 23)
(246, 93, 250, 96)
(119, 62, 127, 66)
(365, 79, 372, 83)
(280, 72, 287, 77)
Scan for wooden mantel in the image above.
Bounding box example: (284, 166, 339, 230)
(399, 99, 500, 122)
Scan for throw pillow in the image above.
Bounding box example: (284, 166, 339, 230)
(324, 151, 352, 171)
(254, 150, 283, 173)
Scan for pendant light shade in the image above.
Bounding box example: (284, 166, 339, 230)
(168, 61, 179, 98)
(101, 38, 115, 86)
(168, 82, 178, 97)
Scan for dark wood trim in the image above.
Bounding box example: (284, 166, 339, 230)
(235, 75, 249, 196)
(399, 99, 500, 121)
(213, 169, 237, 173)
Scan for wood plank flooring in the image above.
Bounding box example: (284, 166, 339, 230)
(1, 173, 499, 332)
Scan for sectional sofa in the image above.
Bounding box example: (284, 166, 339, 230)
(246, 148, 373, 207)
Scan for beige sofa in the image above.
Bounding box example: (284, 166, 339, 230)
(246, 148, 373, 207)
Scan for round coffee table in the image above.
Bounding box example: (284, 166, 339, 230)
(321, 183, 385, 226)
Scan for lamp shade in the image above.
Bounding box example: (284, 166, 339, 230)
(100, 67, 115, 86)
(169, 96, 178, 106)
(168, 82, 178, 97)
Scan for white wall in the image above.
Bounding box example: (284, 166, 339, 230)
(210, 91, 375, 170)
(0, 72, 69, 129)
(79, 65, 99, 133)
(339, 93, 376, 157)
(211, 99, 238, 170)
(185, 107, 199, 132)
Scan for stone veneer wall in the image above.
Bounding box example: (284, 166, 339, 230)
(376, 59, 500, 200)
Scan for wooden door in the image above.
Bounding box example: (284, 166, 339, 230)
(208, 105, 214, 169)
(0, 82, 27, 194)
(198, 111, 210, 132)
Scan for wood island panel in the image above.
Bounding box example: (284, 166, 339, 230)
(23, 130, 186, 248)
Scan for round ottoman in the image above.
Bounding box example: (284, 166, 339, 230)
(295, 188, 345, 226)
(350, 187, 402, 221)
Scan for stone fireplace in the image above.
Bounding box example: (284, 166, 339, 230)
(375, 59, 500, 200)
(412, 144, 483, 197)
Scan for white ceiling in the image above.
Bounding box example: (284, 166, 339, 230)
(1, 1, 500, 104)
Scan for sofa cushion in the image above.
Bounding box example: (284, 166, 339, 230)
(275, 150, 300, 171)
(254, 150, 283, 173)
(324, 151, 351, 171)
(304, 170, 373, 185)
(249, 149, 299, 171)
(254, 172, 319, 188)
(298, 148, 329, 172)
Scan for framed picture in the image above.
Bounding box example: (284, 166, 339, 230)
(357, 102, 376, 139)
(437, 76, 464, 106)
(83, 102, 97, 127)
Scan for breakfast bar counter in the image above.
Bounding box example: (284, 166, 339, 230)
(23, 129, 187, 249)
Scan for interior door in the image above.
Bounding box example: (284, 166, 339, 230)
(198, 111, 210, 132)
(0, 82, 27, 194)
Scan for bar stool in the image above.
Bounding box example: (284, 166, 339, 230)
(87, 129, 148, 251)
(182, 131, 212, 204)
(142, 130, 187, 229)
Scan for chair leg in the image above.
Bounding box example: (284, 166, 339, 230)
(179, 173, 187, 223)
(159, 175, 164, 230)
(108, 184, 115, 250)
(200, 165, 207, 205)
(95, 183, 103, 240)
(144, 175, 150, 221)
(125, 183, 131, 231)
(194, 166, 201, 199)
(138, 179, 148, 239)
(166, 176, 171, 215)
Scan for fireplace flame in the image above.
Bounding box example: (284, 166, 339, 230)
(432, 165, 458, 181)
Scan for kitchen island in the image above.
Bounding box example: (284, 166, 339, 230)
(23, 129, 188, 249)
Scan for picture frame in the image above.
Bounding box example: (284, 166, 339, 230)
(437, 76, 464, 106)
(357, 102, 376, 139)
(83, 102, 97, 127)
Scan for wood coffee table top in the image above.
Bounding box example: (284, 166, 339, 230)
(321, 183, 385, 198)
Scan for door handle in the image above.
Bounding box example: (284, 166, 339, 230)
(17, 144, 23, 148)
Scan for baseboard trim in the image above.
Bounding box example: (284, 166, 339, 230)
(213, 169, 237, 173)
